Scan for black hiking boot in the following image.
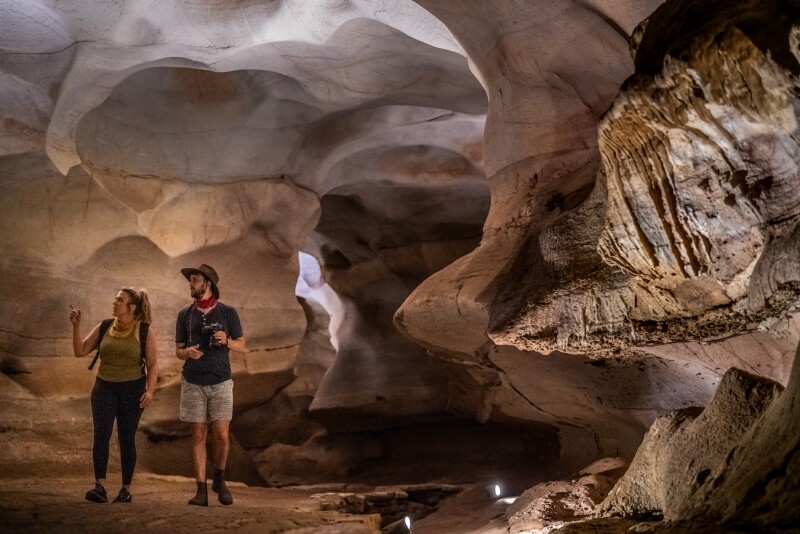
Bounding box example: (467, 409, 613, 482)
(212, 468, 233, 506)
(188, 481, 208, 506)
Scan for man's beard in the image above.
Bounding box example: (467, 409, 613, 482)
(190, 286, 206, 299)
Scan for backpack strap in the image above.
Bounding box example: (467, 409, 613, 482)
(87, 318, 114, 371)
(139, 322, 150, 375)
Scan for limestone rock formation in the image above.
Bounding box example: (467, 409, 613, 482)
(599, 346, 800, 530)
(396, 0, 664, 358)
(505, 457, 628, 533)
(598, 367, 782, 519)
(487, 0, 800, 354)
(0, 0, 490, 484)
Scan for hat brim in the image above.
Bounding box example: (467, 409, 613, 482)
(181, 268, 202, 281)
(181, 268, 220, 299)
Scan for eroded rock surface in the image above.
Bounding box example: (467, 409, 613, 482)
(505, 457, 628, 534)
(488, 0, 800, 354)
(599, 346, 800, 530)
(0, 0, 489, 485)
(599, 367, 782, 519)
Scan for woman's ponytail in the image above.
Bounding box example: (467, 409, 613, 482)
(122, 287, 153, 324)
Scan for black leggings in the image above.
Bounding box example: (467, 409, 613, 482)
(91, 376, 145, 485)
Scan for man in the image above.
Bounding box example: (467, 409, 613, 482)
(175, 264, 245, 506)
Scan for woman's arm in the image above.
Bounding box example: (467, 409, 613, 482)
(70, 305, 101, 357)
(140, 325, 158, 409)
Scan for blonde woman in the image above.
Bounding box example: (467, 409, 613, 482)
(69, 288, 158, 504)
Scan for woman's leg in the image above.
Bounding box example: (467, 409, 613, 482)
(116, 377, 145, 487)
(91, 378, 116, 483)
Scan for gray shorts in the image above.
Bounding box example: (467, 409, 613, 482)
(179, 378, 233, 423)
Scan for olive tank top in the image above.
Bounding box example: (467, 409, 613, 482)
(97, 325, 144, 382)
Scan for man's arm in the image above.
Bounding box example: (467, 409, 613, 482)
(216, 306, 246, 352)
(175, 308, 202, 360)
(141, 326, 159, 408)
(227, 337, 246, 353)
(176, 343, 203, 361)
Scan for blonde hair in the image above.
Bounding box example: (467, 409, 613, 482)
(121, 287, 152, 324)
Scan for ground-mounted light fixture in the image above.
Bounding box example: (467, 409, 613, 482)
(381, 515, 412, 533)
(487, 482, 518, 504)
(487, 483, 503, 499)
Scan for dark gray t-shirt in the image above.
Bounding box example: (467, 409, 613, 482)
(176, 302, 243, 386)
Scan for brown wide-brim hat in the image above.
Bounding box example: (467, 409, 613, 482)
(181, 264, 220, 299)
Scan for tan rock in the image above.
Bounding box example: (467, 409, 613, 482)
(506, 457, 628, 533)
(598, 367, 783, 521)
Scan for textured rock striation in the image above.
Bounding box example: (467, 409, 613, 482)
(488, 0, 800, 354)
(396, 0, 663, 358)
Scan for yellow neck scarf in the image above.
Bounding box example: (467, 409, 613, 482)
(109, 317, 137, 337)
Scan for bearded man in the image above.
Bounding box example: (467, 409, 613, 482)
(175, 264, 245, 506)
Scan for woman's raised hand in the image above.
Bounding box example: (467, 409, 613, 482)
(69, 304, 81, 326)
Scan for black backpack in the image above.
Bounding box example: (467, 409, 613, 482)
(87, 319, 149, 374)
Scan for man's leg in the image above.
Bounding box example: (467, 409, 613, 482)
(191, 423, 208, 482)
(210, 419, 232, 505)
(180, 379, 211, 506)
(187, 422, 209, 506)
(211, 420, 229, 472)
(208, 379, 234, 505)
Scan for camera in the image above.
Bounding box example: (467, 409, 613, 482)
(202, 323, 224, 348)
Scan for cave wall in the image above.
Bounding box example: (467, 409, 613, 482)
(0, 0, 496, 484)
(1, 0, 799, 492)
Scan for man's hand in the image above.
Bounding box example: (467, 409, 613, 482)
(213, 330, 228, 347)
(184, 345, 203, 359)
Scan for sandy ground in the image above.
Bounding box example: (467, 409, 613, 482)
(0, 394, 539, 533)
(0, 474, 526, 534)
(0, 397, 384, 533)
(0, 474, 380, 533)
(0, 386, 556, 534)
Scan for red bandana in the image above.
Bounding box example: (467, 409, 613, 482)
(195, 296, 218, 310)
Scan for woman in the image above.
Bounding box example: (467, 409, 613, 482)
(69, 288, 158, 504)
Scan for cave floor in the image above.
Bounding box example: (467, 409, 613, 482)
(0, 475, 380, 533)
(0, 474, 529, 534)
